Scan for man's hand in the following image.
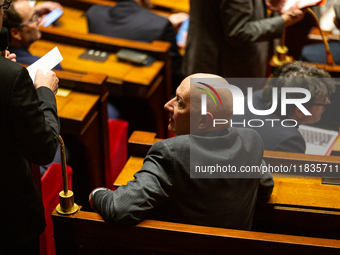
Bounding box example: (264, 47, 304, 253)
(6, 51, 16, 62)
(89, 190, 95, 209)
(34, 1, 63, 17)
(89, 188, 109, 209)
(281, 3, 306, 27)
(266, 0, 287, 12)
(168, 13, 189, 31)
(34, 69, 59, 95)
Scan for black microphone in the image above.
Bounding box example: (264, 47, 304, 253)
(0, 27, 9, 57)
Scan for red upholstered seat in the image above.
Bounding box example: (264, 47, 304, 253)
(107, 119, 129, 189)
(40, 163, 73, 255)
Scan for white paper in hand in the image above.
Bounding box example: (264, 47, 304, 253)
(27, 47, 63, 82)
(282, 0, 323, 12)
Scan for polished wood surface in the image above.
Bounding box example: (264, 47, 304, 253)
(30, 40, 164, 90)
(35, 23, 172, 137)
(30, 38, 168, 136)
(57, 91, 99, 134)
(52, 209, 340, 255)
(270, 177, 340, 209)
(308, 27, 340, 42)
(114, 156, 144, 187)
(151, 0, 189, 12)
(57, 6, 88, 34)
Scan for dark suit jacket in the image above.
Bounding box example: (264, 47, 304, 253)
(183, 0, 285, 80)
(93, 128, 273, 230)
(8, 46, 63, 70)
(86, 0, 183, 89)
(0, 56, 60, 247)
(231, 90, 306, 153)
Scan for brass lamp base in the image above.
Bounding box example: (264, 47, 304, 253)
(271, 55, 292, 66)
(56, 190, 79, 215)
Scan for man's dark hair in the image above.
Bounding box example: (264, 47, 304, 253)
(3, 3, 22, 43)
(262, 61, 335, 116)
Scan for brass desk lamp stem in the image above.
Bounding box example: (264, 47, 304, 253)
(56, 135, 79, 215)
(306, 7, 335, 66)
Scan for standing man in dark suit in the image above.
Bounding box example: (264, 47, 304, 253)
(0, 0, 60, 253)
(183, 0, 305, 90)
(89, 73, 273, 230)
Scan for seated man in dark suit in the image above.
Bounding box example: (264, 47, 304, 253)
(86, 0, 185, 91)
(3, 0, 62, 69)
(232, 62, 335, 153)
(89, 73, 273, 230)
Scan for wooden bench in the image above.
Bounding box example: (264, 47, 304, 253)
(114, 131, 340, 239)
(51, 130, 340, 254)
(52, 209, 340, 255)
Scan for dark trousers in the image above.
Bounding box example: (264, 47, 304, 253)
(1, 236, 40, 255)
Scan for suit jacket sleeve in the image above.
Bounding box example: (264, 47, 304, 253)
(92, 141, 174, 225)
(273, 134, 306, 153)
(220, 0, 285, 46)
(9, 67, 60, 165)
(257, 160, 274, 202)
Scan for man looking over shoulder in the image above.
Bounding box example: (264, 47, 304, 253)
(3, 0, 62, 69)
(0, 0, 60, 253)
(89, 73, 273, 230)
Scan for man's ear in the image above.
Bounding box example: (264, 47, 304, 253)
(198, 112, 213, 130)
(10, 28, 21, 41)
(294, 107, 305, 121)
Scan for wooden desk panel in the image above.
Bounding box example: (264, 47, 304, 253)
(30, 39, 168, 137)
(57, 91, 99, 135)
(114, 156, 143, 187)
(271, 178, 340, 210)
(151, 0, 189, 12)
(52, 209, 340, 255)
(57, 92, 98, 121)
(57, 6, 88, 34)
(29, 40, 164, 94)
(308, 27, 340, 42)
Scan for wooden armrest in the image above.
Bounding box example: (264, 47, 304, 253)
(39, 26, 171, 59)
(308, 27, 340, 42)
(52, 209, 340, 255)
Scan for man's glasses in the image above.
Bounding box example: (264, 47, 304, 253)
(312, 95, 331, 107)
(0, 0, 11, 11)
(19, 12, 39, 27)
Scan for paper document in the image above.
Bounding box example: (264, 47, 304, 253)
(27, 47, 63, 82)
(282, 0, 327, 12)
